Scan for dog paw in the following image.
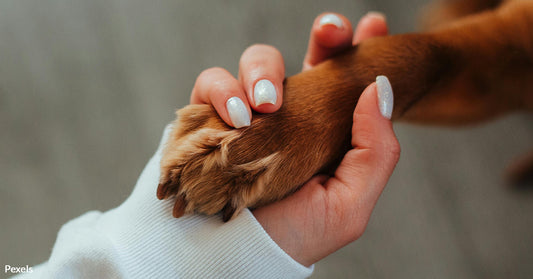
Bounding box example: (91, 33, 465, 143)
(157, 104, 285, 221)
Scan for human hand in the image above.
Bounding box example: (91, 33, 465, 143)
(189, 12, 397, 266)
(251, 13, 399, 266)
(253, 78, 400, 267)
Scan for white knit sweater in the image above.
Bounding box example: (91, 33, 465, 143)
(13, 125, 314, 279)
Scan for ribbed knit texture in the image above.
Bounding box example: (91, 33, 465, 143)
(13, 125, 314, 279)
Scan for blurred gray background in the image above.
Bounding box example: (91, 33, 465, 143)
(1, 0, 532, 278)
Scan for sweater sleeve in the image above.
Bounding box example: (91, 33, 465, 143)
(13, 125, 314, 279)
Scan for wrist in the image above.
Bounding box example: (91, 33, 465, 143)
(253, 206, 314, 267)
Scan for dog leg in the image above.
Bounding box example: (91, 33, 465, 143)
(421, 0, 503, 30)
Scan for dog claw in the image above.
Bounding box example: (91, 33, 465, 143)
(222, 204, 237, 222)
(156, 182, 169, 200)
(157, 180, 179, 200)
(172, 194, 188, 218)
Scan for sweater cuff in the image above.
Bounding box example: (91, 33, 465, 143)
(93, 124, 314, 278)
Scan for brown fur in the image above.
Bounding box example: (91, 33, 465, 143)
(158, 0, 533, 221)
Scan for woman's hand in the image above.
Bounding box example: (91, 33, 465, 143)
(189, 12, 398, 266)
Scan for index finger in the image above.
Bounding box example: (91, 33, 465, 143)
(353, 12, 388, 44)
(302, 13, 354, 71)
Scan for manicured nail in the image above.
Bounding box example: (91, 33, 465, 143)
(376, 75, 394, 119)
(319, 13, 343, 29)
(366, 11, 387, 22)
(226, 97, 251, 128)
(254, 79, 277, 106)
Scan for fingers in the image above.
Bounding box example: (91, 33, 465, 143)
(239, 44, 285, 113)
(190, 44, 285, 127)
(326, 76, 400, 224)
(191, 67, 251, 128)
(190, 12, 389, 128)
(353, 12, 388, 44)
(303, 13, 354, 71)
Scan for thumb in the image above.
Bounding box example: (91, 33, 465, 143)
(326, 76, 400, 219)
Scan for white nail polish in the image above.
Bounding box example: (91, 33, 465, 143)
(226, 97, 251, 128)
(319, 13, 343, 29)
(376, 75, 394, 119)
(366, 11, 387, 22)
(254, 79, 277, 106)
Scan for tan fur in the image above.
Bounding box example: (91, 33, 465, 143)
(422, 0, 502, 30)
(158, 0, 533, 221)
(159, 105, 286, 220)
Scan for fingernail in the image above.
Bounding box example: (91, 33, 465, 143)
(254, 79, 277, 106)
(319, 13, 343, 29)
(366, 11, 387, 22)
(226, 97, 251, 128)
(376, 75, 394, 119)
